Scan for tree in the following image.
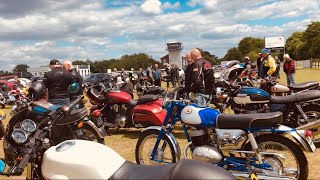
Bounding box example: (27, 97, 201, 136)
(12, 64, 29, 73)
(199, 49, 220, 65)
(223, 47, 241, 61)
(72, 60, 88, 65)
(238, 37, 264, 57)
(285, 31, 304, 59)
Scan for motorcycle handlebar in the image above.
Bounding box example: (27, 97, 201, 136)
(15, 153, 31, 175)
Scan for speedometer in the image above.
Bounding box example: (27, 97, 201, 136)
(21, 119, 37, 132)
(11, 129, 27, 144)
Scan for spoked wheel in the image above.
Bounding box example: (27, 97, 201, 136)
(294, 104, 320, 147)
(74, 124, 105, 144)
(244, 135, 308, 180)
(135, 130, 177, 165)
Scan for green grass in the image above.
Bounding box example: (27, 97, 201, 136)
(1, 68, 320, 179)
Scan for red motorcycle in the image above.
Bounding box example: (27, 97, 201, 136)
(86, 82, 165, 129)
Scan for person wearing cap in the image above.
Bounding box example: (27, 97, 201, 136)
(260, 48, 276, 78)
(283, 54, 296, 85)
(42, 59, 74, 106)
(243, 56, 253, 77)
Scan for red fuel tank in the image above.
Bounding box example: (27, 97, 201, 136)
(105, 90, 131, 104)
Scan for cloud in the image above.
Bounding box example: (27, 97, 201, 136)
(140, 0, 162, 14)
(163, 1, 180, 9)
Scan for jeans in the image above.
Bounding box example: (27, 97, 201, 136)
(195, 93, 211, 107)
(49, 98, 70, 107)
(286, 73, 295, 85)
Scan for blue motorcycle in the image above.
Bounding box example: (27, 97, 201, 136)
(135, 91, 316, 180)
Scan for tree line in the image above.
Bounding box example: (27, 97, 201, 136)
(223, 21, 320, 62)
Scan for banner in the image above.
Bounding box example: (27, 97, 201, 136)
(265, 36, 285, 48)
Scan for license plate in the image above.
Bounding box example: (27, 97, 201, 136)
(307, 137, 316, 152)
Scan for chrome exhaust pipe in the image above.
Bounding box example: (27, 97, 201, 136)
(232, 172, 296, 180)
(296, 119, 320, 130)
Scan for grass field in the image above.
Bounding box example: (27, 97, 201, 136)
(1, 68, 320, 179)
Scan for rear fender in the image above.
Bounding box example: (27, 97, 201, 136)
(276, 125, 316, 152)
(142, 126, 181, 160)
(83, 120, 107, 139)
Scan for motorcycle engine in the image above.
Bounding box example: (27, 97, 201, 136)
(216, 129, 246, 149)
(189, 129, 222, 163)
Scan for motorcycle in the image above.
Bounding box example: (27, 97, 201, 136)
(87, 81, 165, 129)
(0, 134, 235, 179)
(0, 92, 6, 108)
(136, 80, 165, 98)
(0, 110, 6, 139)
(135, 92, 316, 179)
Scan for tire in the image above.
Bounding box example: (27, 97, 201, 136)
(243, 134, 308, 180)
(292, 104, 320, 126)
(135, 129, 177, 165)
(0, 121, 5, 139)
(74, 124, 105, 144)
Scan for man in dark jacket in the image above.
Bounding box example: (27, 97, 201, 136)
(42, 59, 74, 106)
(283, 54, 296, 85)
(184, 52, 193, 92)
(187, 48, 214, 106)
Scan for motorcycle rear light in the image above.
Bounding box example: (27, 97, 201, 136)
(305, 130, 313, 138)
(77, 121, 84, 128)
(92, 110, 101, 117)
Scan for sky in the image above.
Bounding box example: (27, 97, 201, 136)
(0, 0, 319, 71)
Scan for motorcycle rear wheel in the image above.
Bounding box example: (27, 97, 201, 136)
(74, 124, 105, 144)
(243, 134, 308, 180)
(135, 129, 177, 165)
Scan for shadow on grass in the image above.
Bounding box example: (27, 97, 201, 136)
(106, 125, 188, 140)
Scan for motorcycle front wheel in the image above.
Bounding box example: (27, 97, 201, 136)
(135, 129, 178, 165)
(244, 134, 308, 180)
(74, 124, 105, 144)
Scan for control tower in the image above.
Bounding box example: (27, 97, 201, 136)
(165, 42, 183, 68)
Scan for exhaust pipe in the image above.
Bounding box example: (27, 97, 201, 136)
(296, 119, 320, 130)
(232, 172, 296, 180)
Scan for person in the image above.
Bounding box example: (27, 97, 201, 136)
(112, 68, 118, 80)
(128, 68, 135, 85)
(165, 64, 171, 88)
(42, 59, 74, 106)
(274, 56, 281, 79)
(188, 48, 215, 106)
(243, 56, 253, 77)
(146, 63, 154, 85)
(257, 53, 264, 78)
(283, 54, 296, 85)
(153, 64, 162, 87)
(121, 68, 127, 81)
(184, 52, 194, 92)
(137, 67, 144, 85)
(260, 48, 276, 78)
(171, 64, 178, 88)
(62, 60, 83, 97)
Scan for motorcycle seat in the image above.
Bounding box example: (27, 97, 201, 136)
(288, 81, 319, 91)
(55, 107, 87, 126)
(216, 112, 283, 129)
(129, 95, 159, 107)
(270, 90, 320, 104)
(109, 159, 235, 180)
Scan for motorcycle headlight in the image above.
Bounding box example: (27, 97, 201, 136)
(11, 129, 28, 144)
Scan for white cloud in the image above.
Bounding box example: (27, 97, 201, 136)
(163, 1, 180, 9)
(141, 0, 162, 14)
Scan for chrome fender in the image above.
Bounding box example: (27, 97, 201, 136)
(142, 126, 181, 160)
(276, 125, 316, 152)
(83, 120, 107, 139)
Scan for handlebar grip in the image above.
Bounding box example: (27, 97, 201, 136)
(15, 154, 31, 174)
(69, 95, 83, 110)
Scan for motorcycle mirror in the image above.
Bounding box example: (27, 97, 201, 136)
(0, 159, 6, 173)
(68, 83, 80, 94)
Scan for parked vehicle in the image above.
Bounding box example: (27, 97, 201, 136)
(0, 80, 16, 91)
(0, 139, 235, 180)
(136, 79, 165, 98)
(135, 92, 316, 180)
(0, 92, 6, 108)
(0, 110, 6, 139)
(87, 81, 165, 129)
(83, 73, 112, 86)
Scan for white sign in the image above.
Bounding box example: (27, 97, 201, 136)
(265, 36, 285, 48)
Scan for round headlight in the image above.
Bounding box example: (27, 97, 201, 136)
(21, 119, 37, 133)
(11, 129, 28, 144)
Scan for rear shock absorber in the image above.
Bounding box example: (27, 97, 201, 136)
(295, 104, 308, 122)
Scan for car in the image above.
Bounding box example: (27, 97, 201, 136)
(83, 73, 112, 86)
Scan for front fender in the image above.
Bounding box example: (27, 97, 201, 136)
(276, 125, 316, 152)
(142, 126, 181, 160)
(83, 120, 107, 139)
